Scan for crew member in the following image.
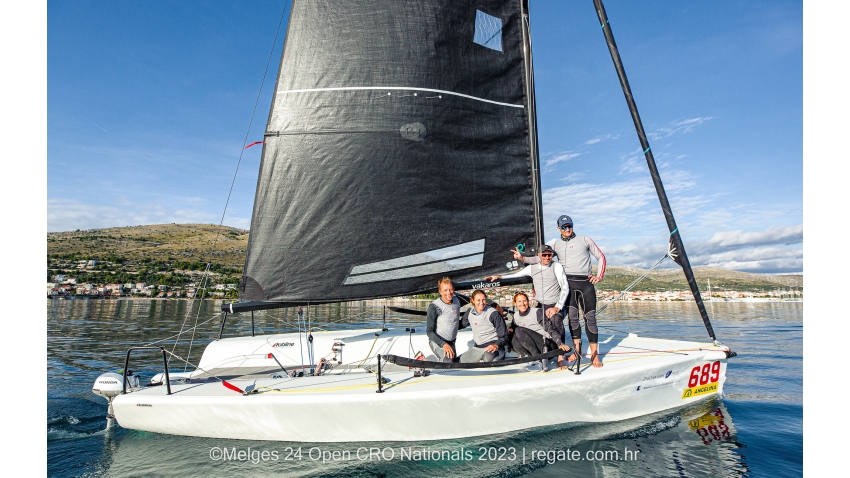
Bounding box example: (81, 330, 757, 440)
(510, 291, 571, 371)
(425, 277, 461, 362)
(513, 215, 606, 367)
(486, 244, 570, 367)
(458, 290, 508, 363)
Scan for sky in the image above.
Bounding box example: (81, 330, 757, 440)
(46, 1, 803, 274)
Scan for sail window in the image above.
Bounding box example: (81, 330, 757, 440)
(343, 239, 485, 285)
(473, 10, 503, 52)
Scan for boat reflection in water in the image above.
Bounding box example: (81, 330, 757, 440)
(102, 397, 745, 477)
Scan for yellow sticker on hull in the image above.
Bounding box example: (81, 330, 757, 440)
(681, 382, 718, 399)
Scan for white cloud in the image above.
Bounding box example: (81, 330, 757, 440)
(558, 172, 587, 182)
(47, 198, 250, 232)
(544, 151, 581, 168)
(585, 134, 620, 145)
(539, 176, 803, 273)
(705, 224, 803, 249)
(618, 149, 647, 175)
(648, 117, 715, 140)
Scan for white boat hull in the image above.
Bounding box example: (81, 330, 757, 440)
(111, 329, 731, 442)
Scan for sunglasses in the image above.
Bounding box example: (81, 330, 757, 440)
(541, 253, 554, 257)
(560, 224, 573, 230)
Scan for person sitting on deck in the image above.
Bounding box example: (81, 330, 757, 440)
(425, 277, 461, 362)
(510, 291, 571, 371)
(458, 290, 508, 363)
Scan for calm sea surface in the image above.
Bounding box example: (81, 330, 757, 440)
(47, 299, 802, 477)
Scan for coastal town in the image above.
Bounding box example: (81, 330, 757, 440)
(47, 263, 803, 303)
(46, 225, 803, 304)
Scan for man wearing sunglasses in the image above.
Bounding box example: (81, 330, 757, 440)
(485, 244, 570, 367)
(511, 215, 607, 368)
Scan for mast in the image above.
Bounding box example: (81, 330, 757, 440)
(592, 0, 717, 341)
(520, 0, 545, 251)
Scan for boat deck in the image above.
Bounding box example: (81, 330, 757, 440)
(125, 335, 725, 399)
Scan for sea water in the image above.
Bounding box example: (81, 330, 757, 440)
(47, 299, 802, 477)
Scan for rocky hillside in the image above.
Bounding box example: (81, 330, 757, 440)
(47, 224, 248, 267)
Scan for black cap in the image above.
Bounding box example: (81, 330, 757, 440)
(540, 245, 555, 254)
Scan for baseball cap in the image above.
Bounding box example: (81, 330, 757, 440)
(557, 215, 573, 228)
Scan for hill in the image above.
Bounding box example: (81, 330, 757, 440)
(47, 224, 802, 293)
(47, 224, 248, 267)
(597, 266, 802, 293)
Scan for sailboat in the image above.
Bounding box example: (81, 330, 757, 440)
(92, 0, 735, 442)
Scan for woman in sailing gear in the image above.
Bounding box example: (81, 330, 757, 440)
(510, 292, 571, 370)
(426, 277, 461, 362)
(512, 215, 607, 368)
(486, 245, 570, 366)
(457, 290, 508, 363)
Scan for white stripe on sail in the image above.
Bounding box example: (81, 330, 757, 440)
(343, 255, 484, 285)
(276, 86, 524, 109)
(343, 239, 486, 285)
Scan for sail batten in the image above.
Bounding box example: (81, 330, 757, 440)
(239, 1, 540, 304)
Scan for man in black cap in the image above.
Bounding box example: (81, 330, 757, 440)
(512, 215, 607, 368)
(485, 244, 570, 367)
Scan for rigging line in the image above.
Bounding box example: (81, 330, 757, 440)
(177, 1, 290, 364)
(211, 0, 290, 251)
(169, 263, 210, 364)
(183, 277, 209, 371)
(355, 333, 383, 370)
(144, 311, 224, 347)
(595, 252, 669, 316)
(159, 349, 244, 386)
(298, 307, 305, 374)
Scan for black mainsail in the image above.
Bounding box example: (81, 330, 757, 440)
(236, 1, 544, 308)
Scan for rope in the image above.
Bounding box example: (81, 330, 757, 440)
(164, 2, 291, 366)
(169, 267, 211, 366)
(143, 311, 224, 346)
(384, 347, 567, 370)
(595, 252, 670, 316)
(355, 332, 383, 369)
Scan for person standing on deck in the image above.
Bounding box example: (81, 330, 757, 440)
(512, 215, 607, 368)
(485, 245, 570, 367)
(425, 277, 461, 362)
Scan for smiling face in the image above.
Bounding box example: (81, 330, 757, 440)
(540, 251, 554, 266)
(472, 291, 487, 313)
(514, 293, 529, 313)
(439, 281, 454, 304)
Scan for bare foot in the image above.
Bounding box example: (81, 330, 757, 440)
(557, 359, 568, 370)
(590, 351, 603, 368)
(565, 352, 578, 362)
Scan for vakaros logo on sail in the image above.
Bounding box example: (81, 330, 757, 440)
(472, 281, 500, 290)
(682, 361, 721, 399)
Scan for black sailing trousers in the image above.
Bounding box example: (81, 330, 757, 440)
(566, 275, 599, 343)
